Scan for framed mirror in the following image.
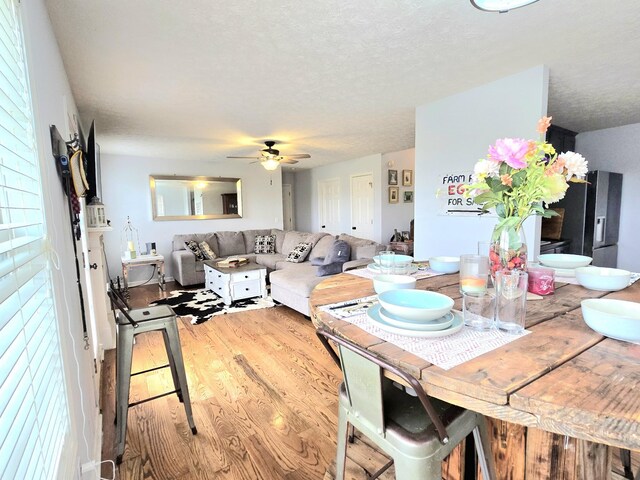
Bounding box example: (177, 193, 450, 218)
(150, 175, 242, 220)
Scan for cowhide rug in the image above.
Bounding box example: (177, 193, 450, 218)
(149, 288, 275, 325)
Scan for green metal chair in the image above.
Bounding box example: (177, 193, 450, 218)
(317, 327, 496, 480)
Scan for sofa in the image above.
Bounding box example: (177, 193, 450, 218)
(171, 229, 384, 316)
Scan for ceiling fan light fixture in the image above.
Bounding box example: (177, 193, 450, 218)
(470, 0, 539, 12)
(261, 158, 280, 171)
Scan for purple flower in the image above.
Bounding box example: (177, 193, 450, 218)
(488, 138, 529, 169)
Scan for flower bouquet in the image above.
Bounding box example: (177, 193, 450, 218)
(465, 117, 588, 275)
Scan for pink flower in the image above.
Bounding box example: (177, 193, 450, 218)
(537, 116, 552, 134)
(488, 138, 530, 169)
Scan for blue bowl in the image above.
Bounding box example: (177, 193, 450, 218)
(429, 256, 460, 274)
(378, 289, 454, 322)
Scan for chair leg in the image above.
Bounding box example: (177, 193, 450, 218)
(472, 417, 497, 480)
(165, 320, 197, 434)
(162, 329, 182, 402)
(393, 455, 440, 480)
(335, 408, 349, 480)
(621, 448, 635, 480)
(115, 326, 134, 464)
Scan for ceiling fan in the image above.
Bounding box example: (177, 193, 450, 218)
(227, 141, 311, 170)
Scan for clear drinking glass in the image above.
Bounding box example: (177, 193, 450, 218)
(463, 291, 495, 331)
(379, 251, 395, 274)
(459, 254, 490, 294)
(496, 270, 528, 334)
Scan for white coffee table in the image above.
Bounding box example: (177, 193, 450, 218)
(203, 261, 267, 306)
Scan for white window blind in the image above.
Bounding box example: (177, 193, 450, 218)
(0, 0, 70, 478)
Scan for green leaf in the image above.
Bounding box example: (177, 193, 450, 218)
(496, 203, 506, 218)
(542, 209, 559, 218)
(511, 170, 527, 188)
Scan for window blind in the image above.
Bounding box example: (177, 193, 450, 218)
(0, 0, 70, 478)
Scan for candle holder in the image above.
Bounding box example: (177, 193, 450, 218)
(121, 216, 140, 259)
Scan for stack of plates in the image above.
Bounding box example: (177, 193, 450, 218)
(367, 305, 463, 338)
(367, 289, 463, 338)
(538, 254, 593, 278)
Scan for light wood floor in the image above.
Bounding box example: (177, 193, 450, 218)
(101, 282, 639, 480)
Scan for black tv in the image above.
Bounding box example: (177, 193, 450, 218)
(85, 120, 102, 201)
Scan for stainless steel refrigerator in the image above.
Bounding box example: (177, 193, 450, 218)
(555, 170, 623, 267)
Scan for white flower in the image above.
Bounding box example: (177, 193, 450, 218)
(473, 159, 500, 178)
(560, 151, 588, 180)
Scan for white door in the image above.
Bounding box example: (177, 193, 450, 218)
(318, 178, 341, 235)
(282, 184, 294, 230)
(350, 174, 374, 240)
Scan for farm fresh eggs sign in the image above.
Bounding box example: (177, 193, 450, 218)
(437, 173, 483, 216)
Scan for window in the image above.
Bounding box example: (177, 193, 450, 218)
(0, 0, 71, 478)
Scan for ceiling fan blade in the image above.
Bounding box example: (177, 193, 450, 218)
(281, 154, 310, 159)
(227, 155, 261, 159)
(279, 159, 299, 165)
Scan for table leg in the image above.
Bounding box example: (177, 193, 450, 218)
(122, 263, 129, 296)
(158, 261, 165, 290)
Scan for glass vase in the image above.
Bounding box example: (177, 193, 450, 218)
(489, 219, 528, 278)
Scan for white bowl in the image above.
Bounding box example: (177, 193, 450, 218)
(378, 289, 454, 322)
(538, 254, 592, 269)
(429, 256, 460, 273)
(373, 254, 414, 265)
(575, 266, 631, 291)
(581, 298, 640, 343)
(373, 275, 417, 294)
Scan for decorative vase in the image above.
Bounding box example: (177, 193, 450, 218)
(489, 218, 528, 277)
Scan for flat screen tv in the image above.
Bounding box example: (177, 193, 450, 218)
(85, 120, 102, 201)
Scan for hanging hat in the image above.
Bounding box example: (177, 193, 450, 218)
(69, 150, 89, 197)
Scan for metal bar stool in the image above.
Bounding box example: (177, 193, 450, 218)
(108, 288, 197, 464)
(316, 327, 495, 480)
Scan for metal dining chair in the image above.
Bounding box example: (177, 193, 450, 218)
(316, 326, 496, 480)
(107, 287, 197, 464)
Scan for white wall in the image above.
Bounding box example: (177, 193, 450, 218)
(414, 66, 549, 261)
(22, 0, 99, 477)
(381, 148, 415, 243)
(101, 154, 283, 283)
(293, 154, 383, 242)
(576, 123, 640, 272)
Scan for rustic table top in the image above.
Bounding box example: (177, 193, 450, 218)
(309, 271, 640, 450)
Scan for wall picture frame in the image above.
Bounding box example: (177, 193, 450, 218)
(389, 186, 399, 203)
(402, 169, 413, 186)
(388, 169, 398, 185)
(403, 190, 414, 203)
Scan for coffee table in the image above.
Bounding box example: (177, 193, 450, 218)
(203, 260, 267, 306)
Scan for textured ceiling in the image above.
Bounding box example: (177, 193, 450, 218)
(45, 0, 640, 169)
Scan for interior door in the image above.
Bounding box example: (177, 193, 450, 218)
(350, 174, 374, 240)
(282, 184, 294, 230)
(318, 178, 341, 235)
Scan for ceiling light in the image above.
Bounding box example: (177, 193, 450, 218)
(261, 158, 280, 171)
(470, 0, 539, 12)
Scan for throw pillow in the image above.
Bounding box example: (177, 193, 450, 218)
(254, 234, 276, 254)
(286, 242, 312, 263)
(317, 262, 345, 277)
(316, 240, 351, 277)
(199, 241, 216, 260)
(185, 241, 205, 261)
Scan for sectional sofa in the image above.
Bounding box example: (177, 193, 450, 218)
(171, 229, 385, 316)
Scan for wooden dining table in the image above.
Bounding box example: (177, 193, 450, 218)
(309, 271, 640, 479)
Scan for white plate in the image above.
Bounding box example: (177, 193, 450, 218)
(378, 307, 454, 331)
(367, 305, 464, 338)
(538, 253, 592, 269)
(367, 263, 419, 274)
(550, 267, 576, 278)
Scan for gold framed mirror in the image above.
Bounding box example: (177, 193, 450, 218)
(150, 175, 242, 221)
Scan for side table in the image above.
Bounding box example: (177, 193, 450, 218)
(121, 254, 166, 291)
(389, 241, 414, 255)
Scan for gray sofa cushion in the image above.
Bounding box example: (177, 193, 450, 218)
(309, 234, 335, 262)
(215, 231, 246, 257)
(272, 229, 286, 253)
(281, 231, 312, 255)
(242, 229, 273, 253)
(255, 253, 287, 270)
(172, 233, 218, 254)
(338, 233, 384, 260)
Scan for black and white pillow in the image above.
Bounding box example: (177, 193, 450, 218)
(286, 242, 312, 263)
(199, 241, 216, 260)
(254, 235, 276, 254)
(185, 241, 205, 261)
